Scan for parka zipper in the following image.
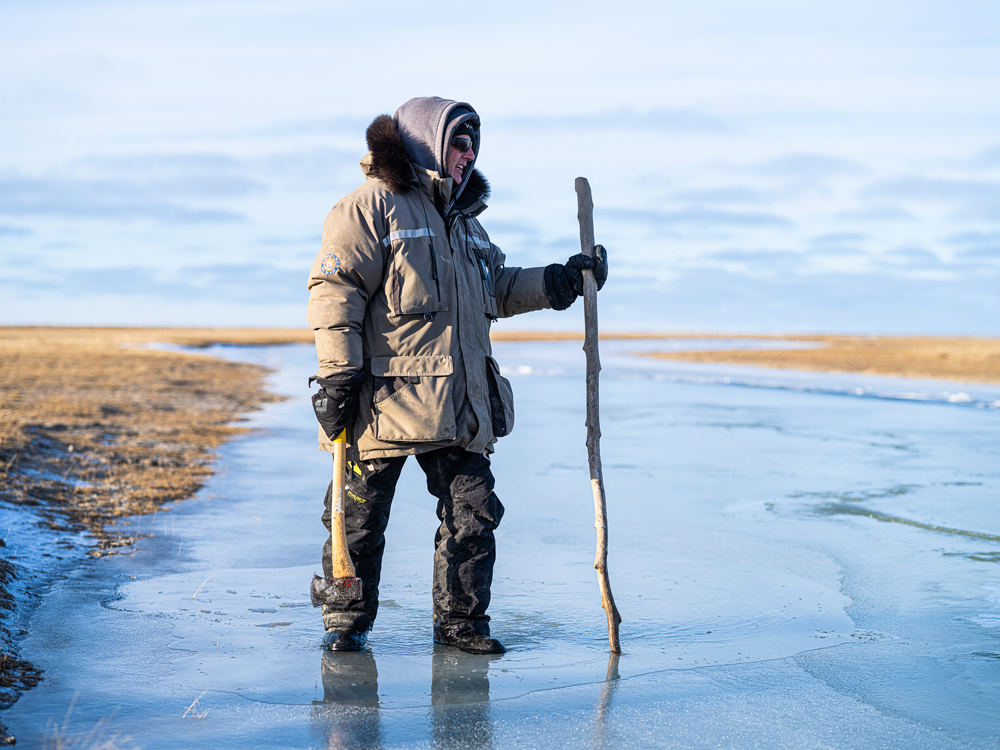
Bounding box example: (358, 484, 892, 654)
(429, 243, 441, 304)
(418, 196, 442, 310)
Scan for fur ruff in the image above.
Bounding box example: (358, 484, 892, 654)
(365, 114, 490, 201)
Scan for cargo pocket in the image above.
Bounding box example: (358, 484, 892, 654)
(388, 237, 446, 316)
(474, 254, 499, 320)
(371, 355, 456, 442)
(485, 356, 515, 438)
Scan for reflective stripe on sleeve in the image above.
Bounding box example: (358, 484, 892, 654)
(381, 228, 437, 247)
(462, 232, 492, 249)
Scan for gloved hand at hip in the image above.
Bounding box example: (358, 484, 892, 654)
(309, 372, 365, 440)
(544, 245, 609, 310)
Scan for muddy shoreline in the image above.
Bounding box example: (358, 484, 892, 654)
(0, 327, 301, 742)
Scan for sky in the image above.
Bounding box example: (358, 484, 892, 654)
(1, 0, 999, 334)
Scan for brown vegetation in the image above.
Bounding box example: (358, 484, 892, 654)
(640, 334, 1000, 385)
(0, 327, 304, 554)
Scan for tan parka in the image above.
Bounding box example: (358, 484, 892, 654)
(307, 101, 552, 459)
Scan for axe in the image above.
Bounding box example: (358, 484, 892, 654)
(310, 430, 363, 606)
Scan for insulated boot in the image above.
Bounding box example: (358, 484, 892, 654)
(434, 624, 506, 655)
(322, 628, 368, 652)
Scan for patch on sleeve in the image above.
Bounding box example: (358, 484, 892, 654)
(320, 253, 341, 276)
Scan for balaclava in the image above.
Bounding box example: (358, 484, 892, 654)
(393, 96, 480, 205)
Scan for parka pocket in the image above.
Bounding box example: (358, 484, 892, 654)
(476, 255, 499, 320)
(463, 226, 499, 321)
(387, 236, 447, 317)
(485, 356, 515, 438)
(371, 355, 456, 442)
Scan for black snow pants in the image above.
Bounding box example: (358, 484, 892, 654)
(320, 446, 505, 636)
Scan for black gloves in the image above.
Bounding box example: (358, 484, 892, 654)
(544, 245, 609, 311)
(309, 372, 365, 440)
(565, 245, 608, 294)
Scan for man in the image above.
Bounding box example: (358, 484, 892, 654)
(307, 97, 607, 654)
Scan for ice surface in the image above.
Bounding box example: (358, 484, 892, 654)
(5, 340, 999, 749)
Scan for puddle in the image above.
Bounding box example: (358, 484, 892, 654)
(111, 554, 854, 707)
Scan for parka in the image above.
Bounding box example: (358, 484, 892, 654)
(307, 98, 552, 460)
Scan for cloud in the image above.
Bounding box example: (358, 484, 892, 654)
(91, 152, 243, 173)
(595, 268, 1000, 335)
(0, 251, 38, 271)
(256, 148, 359, 184)
(0, 147, 361, 229)
(809, 232, 868, 249)
(709, 248, 801, 263)
(0, 171, 247, 223)
(756, 154, 866, 181)
(944, 230, 1000, 247)
(972, 144, 1000, 169)
(672, 185, 772, 204)
(255, 234, 322, 247)
(835, 205, 917, 223)
(87, 148, 360, 192)
(862, 176, 1000, 222)
(81, 153, 265, 198)
(483, 219, 535, 234)
(260, 116, 371, 138)
(0, 224, 32, 237)
(705, 248, 804, 276)
(501, 107, 730, 134)
(698, 237, 977, 279)
(955, 246, 1000, 260)
(880, 245, 943, 267)
(601, 206, 793, 230)
(1, 263, 306, 304)
(946, 231, 1000, 261)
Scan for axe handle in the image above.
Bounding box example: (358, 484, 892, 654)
(330, 430, 356, 579)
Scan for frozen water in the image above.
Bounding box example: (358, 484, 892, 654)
(5, 340, 1000, 749)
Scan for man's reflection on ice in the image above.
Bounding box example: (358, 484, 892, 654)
(311, 650, 382, 749)
(310, 646, 504, 749)
(430, 648, 501, 749)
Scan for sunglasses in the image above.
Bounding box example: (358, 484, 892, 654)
(449, 136, 475, 153)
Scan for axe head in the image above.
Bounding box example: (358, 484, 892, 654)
(310, 573, 363, 606)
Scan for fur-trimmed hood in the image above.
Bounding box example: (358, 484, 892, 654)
(363, 109, 490, 211)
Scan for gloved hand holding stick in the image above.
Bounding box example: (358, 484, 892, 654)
(575, 176, 622, 654)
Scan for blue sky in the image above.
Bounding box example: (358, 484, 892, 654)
(2, 0, 999, 333)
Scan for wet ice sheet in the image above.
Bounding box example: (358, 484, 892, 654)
(6, 340, 1000, 749)
(110, 556, 852, 707)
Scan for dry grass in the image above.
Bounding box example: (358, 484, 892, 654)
(0, 327, 304, 554)
(640, 334, 1000, 385)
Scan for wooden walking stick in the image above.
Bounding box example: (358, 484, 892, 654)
(575, 176, 622, 654)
